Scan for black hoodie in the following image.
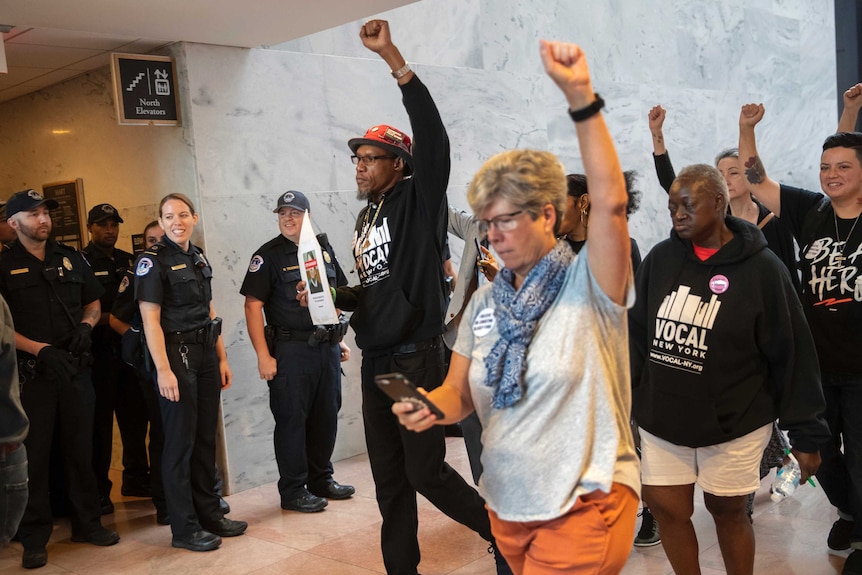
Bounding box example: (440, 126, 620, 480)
(334, 76, 449, 353)
(630, 216, 829, 452)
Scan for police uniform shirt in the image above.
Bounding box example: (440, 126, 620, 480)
(0, 240, 104, 346)
(240, 235, 347, 331)
(83, 243, 135, 314)
(133, 236, 213, 334)
(111, 269, 137, 325)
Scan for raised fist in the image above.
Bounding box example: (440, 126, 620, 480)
(648, 105, 666, 133)
(359, 19, 393, 54)
(739, 103, 765, 128)
(843, 83, 862, 112)
(539, 40, 593, 109)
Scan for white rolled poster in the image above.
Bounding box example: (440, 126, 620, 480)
(298, 210, 339, 325)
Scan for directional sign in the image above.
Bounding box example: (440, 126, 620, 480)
(111, 53, 181, 126)
(43, 179, 87, 250)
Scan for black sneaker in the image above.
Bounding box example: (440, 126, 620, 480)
(488, 542, 514, 575)
(634, 508, 661, 547)
(308, 481, 355, 500)
(71, 526, 120, 546)
(22, 547, 47, 569)
(281, 492, 328, 513)
(200, 517, 248, 537)
(831, 518, 855, 551)
(171, 530, 221, 552)
(844, 549, 862, 575)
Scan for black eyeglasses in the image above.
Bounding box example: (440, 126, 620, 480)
(477, 210, 524, 234)
(351, 154, 397, 166)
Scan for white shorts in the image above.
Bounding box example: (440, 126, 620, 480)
(639, 424, 772, 497)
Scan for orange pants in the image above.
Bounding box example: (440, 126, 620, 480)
(488, 483, 638, 575)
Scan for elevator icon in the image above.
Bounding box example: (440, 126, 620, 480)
(154, 69, 170, 96)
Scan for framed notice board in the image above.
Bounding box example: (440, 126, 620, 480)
(131, 233, 146, 255)
(43, 179, 87, 250)
(111, 53, 181, 126)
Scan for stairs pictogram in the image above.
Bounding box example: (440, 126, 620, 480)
(126, 72, 146, 92)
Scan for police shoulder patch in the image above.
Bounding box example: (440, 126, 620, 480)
(118, 275, 130, 293)
(136, 257, 154, 277)
(248, 254, 264, 273)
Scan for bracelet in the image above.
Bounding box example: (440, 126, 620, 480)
(330, 287, 337, 302)
(390, 63, 411, 79)
(568, 94, 605, 122)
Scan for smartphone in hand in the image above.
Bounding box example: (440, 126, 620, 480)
(474, 238, 483, 263)
(375, 372, 445, 419)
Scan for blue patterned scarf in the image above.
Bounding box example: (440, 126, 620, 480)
(484, 241, 574, 408)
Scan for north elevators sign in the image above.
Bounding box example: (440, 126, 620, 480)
(111, 53, 181, 126)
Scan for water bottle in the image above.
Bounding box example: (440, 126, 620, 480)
(771, 452, 802, 502)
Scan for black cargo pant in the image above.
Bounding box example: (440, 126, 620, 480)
(91, 329, 150, 497)
(17, 366, 103, 549)
(361, 337, 492, 575)
(158, 342, 222, 536)
(269, 339, 341, 502)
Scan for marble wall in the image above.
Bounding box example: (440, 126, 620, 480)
(191, 0, 835, 491)
(0, 0, 838, 493)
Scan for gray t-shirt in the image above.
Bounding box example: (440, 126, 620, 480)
(454, 250, 640, 521)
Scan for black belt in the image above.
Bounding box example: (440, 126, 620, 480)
(275, 328, 316, 342)
(392, 336, 441, 355)
(164, 327, 208, 344)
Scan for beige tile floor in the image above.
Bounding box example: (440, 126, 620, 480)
(0, 437, 850, 574)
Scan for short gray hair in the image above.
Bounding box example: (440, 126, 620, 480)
(467, 149, 567, 234)
(671, 164, 729, 215)
(714, 147, 739, 166)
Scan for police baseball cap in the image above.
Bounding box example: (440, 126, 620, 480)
(88, 203, 124, 225)
(348, 124, 413, 168)
(5, 189, 59, 219)
(273, 190, 310, 213)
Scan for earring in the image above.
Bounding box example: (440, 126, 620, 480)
(580, 208, 589, 229)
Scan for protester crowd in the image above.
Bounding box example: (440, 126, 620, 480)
(2, 18, 862, 575)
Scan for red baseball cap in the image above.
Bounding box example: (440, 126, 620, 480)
(348, 124, 413, 168)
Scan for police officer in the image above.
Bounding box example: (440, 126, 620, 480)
(241, 191, 354, 513)
(83, 204, 150, 513)
(135, 193, 246, 551)
(0, 189, 119, 569)
(111, 220, 231, 527)
(110, 220, 171, 525)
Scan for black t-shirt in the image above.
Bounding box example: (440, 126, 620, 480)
(780, 184, 862, 373)
(240, 234, 346, 330)
(0, 240, 103, 348)
(134, 236, 213, 334)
